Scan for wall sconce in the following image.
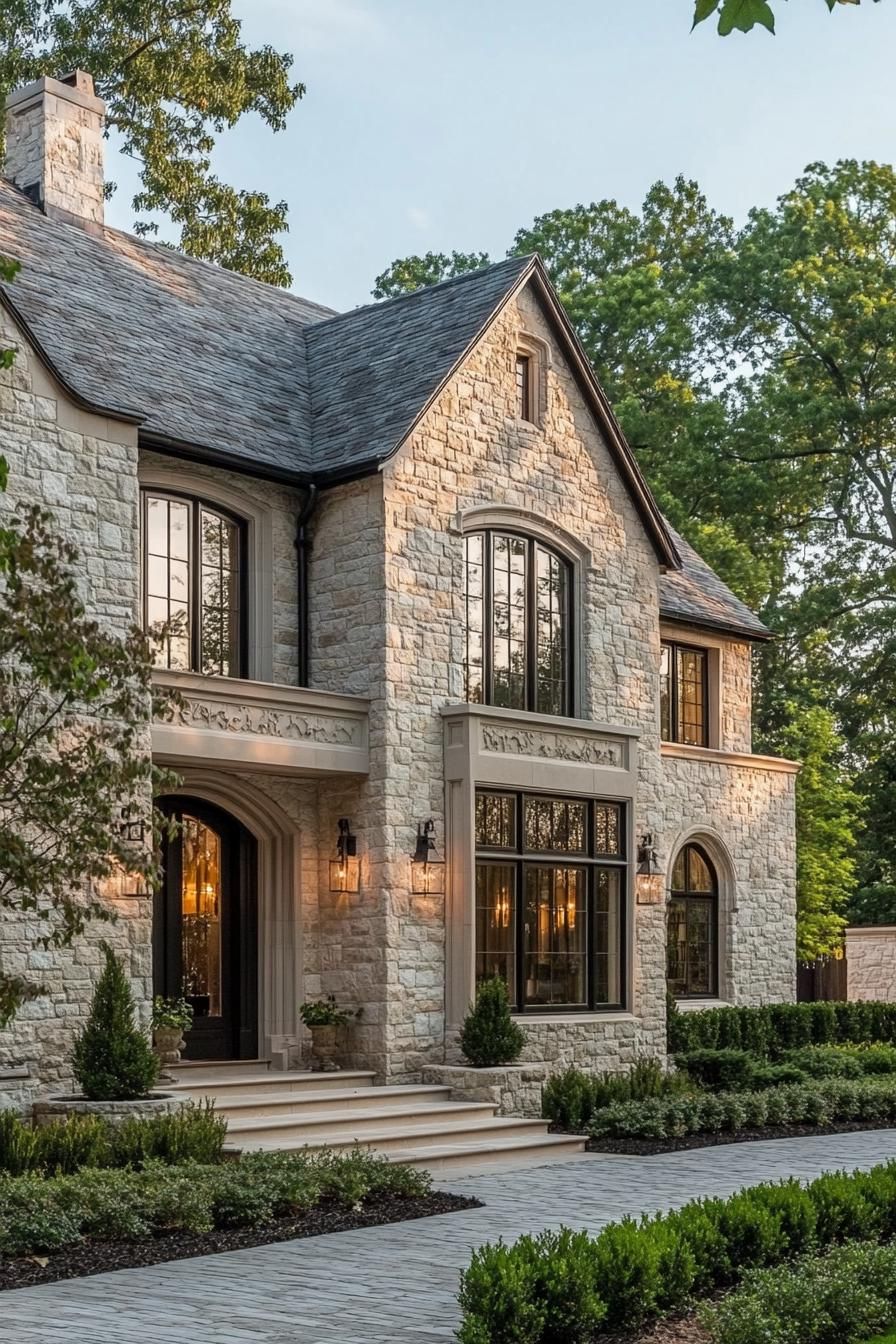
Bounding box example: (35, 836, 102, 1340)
(103, 860, 148, 901)
(636, 832, 666, 905)
(410, 819, 445, 895)
(329, 818, 360, 894)
(117, 807, 148, 847)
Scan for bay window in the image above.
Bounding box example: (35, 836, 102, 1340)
(475, 789, 626, 1011)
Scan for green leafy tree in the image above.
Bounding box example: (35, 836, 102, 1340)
(373, 250, 490, 300)
(774, 705, 858, 960)
(693, 0, 881, 37)
(0, 502, 172, 1025)
(0, 2, 303, 284)
(72, 943, 158, 1099)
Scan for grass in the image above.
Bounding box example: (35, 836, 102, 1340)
(862, 1331, 896, 1343)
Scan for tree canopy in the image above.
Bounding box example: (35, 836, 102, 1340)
(693, 0, 881, 36)
(372, 159, 896, 960)
(0, 1, 303, 284)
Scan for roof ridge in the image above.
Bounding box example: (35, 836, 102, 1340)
(306, 252, 536, 331)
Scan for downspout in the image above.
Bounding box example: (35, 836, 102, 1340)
(295, 484, 320, 688)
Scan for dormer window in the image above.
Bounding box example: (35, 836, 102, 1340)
(142, 491, 245, 677)
(464, 530, 572, 716)
(515, 353, 533, 421)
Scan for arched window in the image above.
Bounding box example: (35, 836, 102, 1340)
(464, 531, 572, 716)
(667, 843, 718, 998)
(142, 491, 245, 677)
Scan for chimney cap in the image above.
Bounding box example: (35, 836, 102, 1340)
(58, 70, 96, 97)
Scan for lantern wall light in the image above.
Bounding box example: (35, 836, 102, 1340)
(636, 832, 666, 905)
(329, 818, 360, 894)
(410, 819, 445, 895)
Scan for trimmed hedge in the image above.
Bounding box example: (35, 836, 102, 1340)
(0, 1103, 226, 1176)
(457, 1160, 896, 1343)
(541, 1060, 692, 1132)
(0, 1150, 431, 1256)
(589, 1075, 896, 1141)
(668, 999, 896, 1057)
(701, 1240, 896, 1344)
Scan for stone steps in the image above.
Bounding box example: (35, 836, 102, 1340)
(172, 1065, 585, 1173)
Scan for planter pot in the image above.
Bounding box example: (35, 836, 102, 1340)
(33, 1093, 186, 1127)
(309, 1024, 341, 1072)
(152, 1026, 185, 1066)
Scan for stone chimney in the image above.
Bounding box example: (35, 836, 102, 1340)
(4, 70, 105, 229)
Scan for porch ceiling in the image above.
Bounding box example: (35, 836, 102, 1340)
(151, 670, 369, 777)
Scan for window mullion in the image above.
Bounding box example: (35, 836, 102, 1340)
(527, 539, 536, 712)
(191, 501, 201, 674)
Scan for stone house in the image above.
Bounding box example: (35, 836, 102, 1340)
(0, 72, 798, 1103)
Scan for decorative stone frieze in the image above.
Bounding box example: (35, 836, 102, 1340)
(480, 722, 625, 768)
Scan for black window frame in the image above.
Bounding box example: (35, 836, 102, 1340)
(141, 489, 248, 679)
(666, 843, 719, 999)
(515, 352, 533, 422)
(474, 788, 628, 1014)
(464, 529, 574, 717)
(660, 640, 710, 747)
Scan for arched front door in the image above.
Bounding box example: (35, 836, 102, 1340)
(154, 797, 258, 1060)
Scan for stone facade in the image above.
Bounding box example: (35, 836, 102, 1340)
(423, 1063, 549, 1118)
(846, 927, 896, 1002)
(0, 193, 799, 1104)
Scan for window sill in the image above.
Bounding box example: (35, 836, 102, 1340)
(661, 742, 800, 774)
(512, 1012, 638, 1026)
(674, 998, 731, 1013)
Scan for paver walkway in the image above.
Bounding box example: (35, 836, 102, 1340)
(5, 1130, 896, 1344)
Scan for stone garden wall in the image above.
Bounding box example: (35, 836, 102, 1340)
(847, 927, 896, 1002)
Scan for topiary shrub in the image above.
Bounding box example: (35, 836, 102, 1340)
(459, 976, 525, 1068)
(72, 945, 158, 1101)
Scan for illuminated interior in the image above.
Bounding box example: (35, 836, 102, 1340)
(181, 814, 222, 1018)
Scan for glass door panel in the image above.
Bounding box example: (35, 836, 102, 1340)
(523, 865, 587, 1007)
(180, 815, 222, 1019)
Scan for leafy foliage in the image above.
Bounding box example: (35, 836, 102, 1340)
(0, 2, 303, 283)
(459, 975, 526, 1067)
(459, 1159, 896, 1343)
(692, 0, 881, 36)
(372, 250, 490, 300)
(542, 1060, 693, 1131)
(0, 501, 172, 1024)
(667, 998, 896, 1055)
(72, 944, 158, 1100)
(0, 1149, 432, 1257)
(0, 1102, 225, 1175)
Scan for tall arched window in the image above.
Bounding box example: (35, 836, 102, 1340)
(667, 843, 718, 998)
(143, 491, 245, 677)
(464, 531, 572, 716)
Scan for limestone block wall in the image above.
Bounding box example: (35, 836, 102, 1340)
(658, 751, 798, 1005)
(846, 927, 896, 1002)
(0, 307, 150, 1105)
(376, 283, 671, 1079)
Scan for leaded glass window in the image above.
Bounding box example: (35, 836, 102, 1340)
(660, 641, 709, 746)
(143, 492, 244, 677)
(474, 789, 627, 1012)
(463, 531, 572, 716)
(667, 843, 718, 998)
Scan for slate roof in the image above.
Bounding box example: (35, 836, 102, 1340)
(660, 527, 771, 641)
(0, 180, 770, 641)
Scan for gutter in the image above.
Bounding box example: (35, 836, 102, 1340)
(294, 484, 320, 688)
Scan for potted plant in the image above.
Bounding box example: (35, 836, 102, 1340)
(151, 995, 193, 1066)
(299, 996, 357, 1071)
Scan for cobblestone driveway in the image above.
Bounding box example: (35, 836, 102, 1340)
(5, 1130, 896, 1344)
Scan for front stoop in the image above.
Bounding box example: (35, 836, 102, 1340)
(167, 1063, 584, 1173)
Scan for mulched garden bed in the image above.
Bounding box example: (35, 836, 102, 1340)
(584, 1118, 896, 1156)
(0, 1190, 481, 1291)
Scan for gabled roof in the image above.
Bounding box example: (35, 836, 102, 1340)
(0, 180, 770, 640)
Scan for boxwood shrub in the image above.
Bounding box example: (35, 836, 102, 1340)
(541, 1060, 692, 1132)
(668, 1000, 896, 1057)
(701, 1240, 896, 1344)
(457, 1160, 896, 1343)
(0, 1150, 432, 1257)
(589, 1075, 896, 1141)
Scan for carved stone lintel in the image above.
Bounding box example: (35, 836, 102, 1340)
(167, 697, 362, 748)
(480, 722, 624, 768)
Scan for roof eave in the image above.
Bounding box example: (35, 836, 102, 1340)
(659, 610, 774, 644)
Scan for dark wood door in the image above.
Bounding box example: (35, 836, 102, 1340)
(154, 797, 258, 1061)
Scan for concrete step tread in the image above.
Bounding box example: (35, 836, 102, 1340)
(168, 1059, 272, 1071)
(186, 1084, 452, 1111)
(390, 1134, 586, 1159)
(169, 1069, 376, 1092)
(223, 1101, 498, 1133)
(225, 1116, 550, 1146)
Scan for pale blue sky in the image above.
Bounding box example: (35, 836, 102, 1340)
(104, 0, 896, 311)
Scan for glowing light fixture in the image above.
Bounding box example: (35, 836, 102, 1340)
(329, 818, 360, 894)
(636, 832, 666, 905)
(410, 819, 445, 895)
